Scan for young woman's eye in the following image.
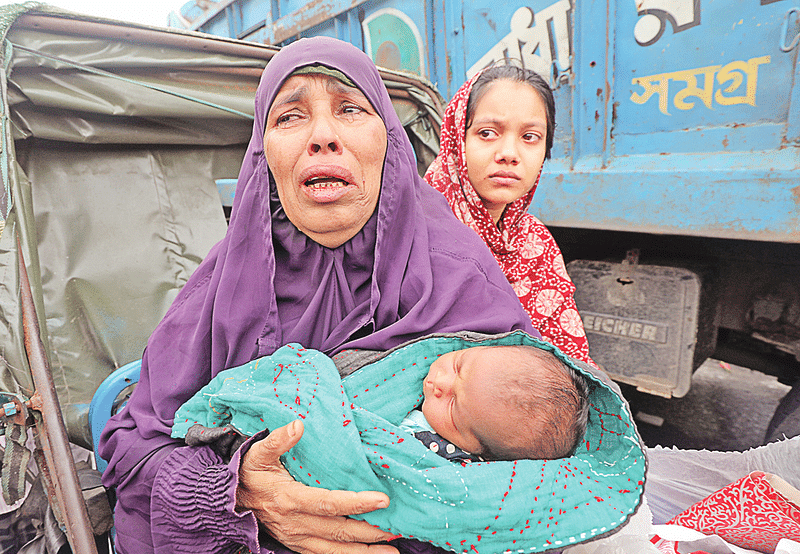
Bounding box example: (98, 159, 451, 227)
(477, 129, 497, 139)
(523, 132, 542, 143)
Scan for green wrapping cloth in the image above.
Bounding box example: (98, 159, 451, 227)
(172, 332, 646, 553)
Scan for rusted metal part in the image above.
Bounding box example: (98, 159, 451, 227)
(602, 0, 610, 168)
(184, 0, 240, 30)
(17, 240, 99, 554)
(270, 0, 368, 45)
(30, 409, 66, 527)
(26, 391, 43, 412)
(423, 2, 431, 82)
(0, 396, 26, 426)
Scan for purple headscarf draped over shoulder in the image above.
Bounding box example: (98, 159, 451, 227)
(100, 37, 535, 551)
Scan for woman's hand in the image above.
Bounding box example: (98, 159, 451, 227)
(236, 420, 399, 554)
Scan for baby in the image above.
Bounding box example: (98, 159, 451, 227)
(172, 337, 644, 553)
(401, 344, 590, 462)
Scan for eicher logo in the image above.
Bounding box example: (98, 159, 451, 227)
(581, 312, 668, 344)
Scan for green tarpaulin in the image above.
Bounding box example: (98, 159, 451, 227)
(0, 3, 442, 450)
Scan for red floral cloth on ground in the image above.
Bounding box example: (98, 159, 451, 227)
(664, 471, 800, 554)
(424, 72, 595, 366)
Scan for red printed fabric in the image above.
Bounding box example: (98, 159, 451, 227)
(667, 471, 800, 554)
(424, 72, 595, 366)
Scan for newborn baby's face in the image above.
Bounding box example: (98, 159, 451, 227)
(421, 346, 516, 456)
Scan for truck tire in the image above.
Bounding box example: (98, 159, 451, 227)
(764, 382, 800, 444)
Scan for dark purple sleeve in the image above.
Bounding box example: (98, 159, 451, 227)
(149, 442, 260, 554)
(145, 439, 452, 554)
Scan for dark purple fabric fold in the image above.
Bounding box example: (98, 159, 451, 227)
(99, 36, 536, 553)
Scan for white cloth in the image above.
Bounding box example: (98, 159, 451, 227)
(644, 436, 800, 524)
(398, 409, 434, 434)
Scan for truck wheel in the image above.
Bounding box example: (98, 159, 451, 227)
(764, 381, 800, 444)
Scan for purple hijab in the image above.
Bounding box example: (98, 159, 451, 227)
(100, 37, 535, 552)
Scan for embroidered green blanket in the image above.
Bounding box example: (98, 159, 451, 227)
(172, 332, 646, 553)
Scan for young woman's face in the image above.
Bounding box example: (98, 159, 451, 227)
(464, 79, 548, 225)
(264, 74, 387, 248)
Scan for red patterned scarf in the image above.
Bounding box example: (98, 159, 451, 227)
(424, 73, 595, 365)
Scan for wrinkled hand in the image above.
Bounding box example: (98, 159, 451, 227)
(236, 420, 399, 554)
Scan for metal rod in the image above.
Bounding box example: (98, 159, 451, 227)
(15, 12, 278, 60)
(17, 240, 99, 554)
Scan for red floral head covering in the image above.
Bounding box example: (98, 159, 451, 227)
(424, 71, 541, 257)
(425, 70, 595, 365)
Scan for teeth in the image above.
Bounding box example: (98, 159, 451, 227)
(306, 177, 347, 188)
(307, 182, 345, 189)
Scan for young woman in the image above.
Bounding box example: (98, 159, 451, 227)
(425, 65, 595, 366)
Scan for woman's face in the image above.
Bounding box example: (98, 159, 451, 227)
(264, 74, 388, 248)
(464, 79, 548, 225)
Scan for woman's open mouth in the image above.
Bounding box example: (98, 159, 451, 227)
(300, 166, 356, 202)
(305, 176, 350, 189)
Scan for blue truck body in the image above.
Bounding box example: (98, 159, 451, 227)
(171, 0, 800, 400)
(170, 0, 800, 241)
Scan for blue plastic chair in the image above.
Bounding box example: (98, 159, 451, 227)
(215, 178, 236, 207)
(88, 360, 141, 473)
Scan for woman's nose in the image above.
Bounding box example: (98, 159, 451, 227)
(496, 137, 519, 164)
(308, 114, 341, 155)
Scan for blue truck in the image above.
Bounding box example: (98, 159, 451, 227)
(170, 0, 800, 430)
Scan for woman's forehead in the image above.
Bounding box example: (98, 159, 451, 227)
(273, 74, 367, 102)
(254, 38, 395, 132)
(267, 74, 379, 123)
(269, 73, 379, 117)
